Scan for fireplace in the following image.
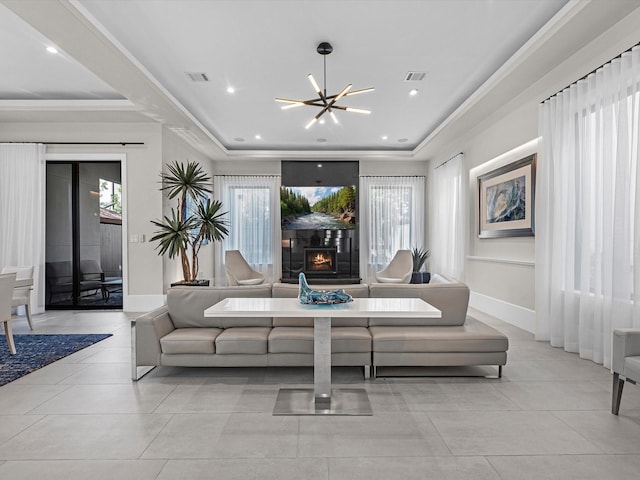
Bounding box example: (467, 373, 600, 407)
(304, 247, 338, 275)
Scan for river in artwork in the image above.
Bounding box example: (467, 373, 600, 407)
(283, 212, 354, 230)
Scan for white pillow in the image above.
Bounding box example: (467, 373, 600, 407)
(429, 273, 450, 284)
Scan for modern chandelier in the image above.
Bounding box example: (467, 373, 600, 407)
(275, 42, 374, 129)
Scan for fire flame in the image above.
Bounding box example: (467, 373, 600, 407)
(308, 252, 333, 270)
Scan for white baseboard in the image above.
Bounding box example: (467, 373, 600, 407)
(124, 294, 166, 313)
(469, 291, 535, 333)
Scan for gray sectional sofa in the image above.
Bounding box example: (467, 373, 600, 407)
(132, 277, 509, 380)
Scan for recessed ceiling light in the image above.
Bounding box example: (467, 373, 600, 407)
(255, 134, 261, 140)
(46, 46, 58, 54)
(382, 135, 388, 140)
(409, 89, 418, 96)
(398, 138, 409, 143)
(317, 164, 323, 168)
(317, 138, 327, 143)
(234, 137, 245, 142)
(227, 86, 235, 94)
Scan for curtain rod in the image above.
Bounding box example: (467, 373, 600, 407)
(1, 141, 144, 146)
(542, 41, 640, 104)
(435, 152, 463, 170)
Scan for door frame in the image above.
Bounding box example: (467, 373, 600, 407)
(46, 153, 128, 309)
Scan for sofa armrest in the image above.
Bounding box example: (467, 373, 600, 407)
(134, 305, 175, 367)
(612, 329, 640, 375)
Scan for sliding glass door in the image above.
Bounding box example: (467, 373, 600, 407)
(45, 161, 123, 309)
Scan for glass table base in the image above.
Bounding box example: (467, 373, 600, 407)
(273, 388, 372, 416)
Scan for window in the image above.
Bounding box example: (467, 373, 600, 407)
(213, 175, 281, 284)
(359, 176, 425, 283)
(99, 179, 122, 213)
(226, 185, 273, 264)
(537, 45, 640, 365)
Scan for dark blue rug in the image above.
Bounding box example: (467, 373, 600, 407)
(0, 334, 112, 386)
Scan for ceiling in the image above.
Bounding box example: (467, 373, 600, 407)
(0, 0, 636, 159)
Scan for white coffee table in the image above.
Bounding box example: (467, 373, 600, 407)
(204, 297, 441, 415)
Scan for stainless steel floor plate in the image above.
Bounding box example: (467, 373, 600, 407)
(273, 388, 373, 415)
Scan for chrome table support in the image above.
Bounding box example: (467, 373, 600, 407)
(273, 315, 372, 415)
(314, 316, 332, 406)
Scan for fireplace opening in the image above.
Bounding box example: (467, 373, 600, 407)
(304, 247, 337, 275)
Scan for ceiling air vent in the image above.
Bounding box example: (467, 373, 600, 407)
(186, 72, 209, 82)
(404, 71, 426, 82)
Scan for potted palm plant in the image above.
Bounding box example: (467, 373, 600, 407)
(150, 160, 229, 285)
(410, 247, 431, 284)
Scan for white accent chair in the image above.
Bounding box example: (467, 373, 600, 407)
(224, 250, 265, 286)
(612, 328, 640, 414)
(0, 272, 17, 354)
(1, 266, 34, 330)
(375, 250, 413, 283)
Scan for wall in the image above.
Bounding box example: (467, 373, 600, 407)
(426, 9, 640, 332)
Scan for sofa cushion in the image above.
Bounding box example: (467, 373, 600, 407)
(625, 356, 640, 381)
(167, 285, 273, 328)
(160, 328, 222, 355)
(332, 327, 372, 353)
(215, 327, 271, 354)
(368, 280, 469, 326)
(269, 326, 371, 353)
(369, 317, 508, 353)
(271, 282, 370, 327)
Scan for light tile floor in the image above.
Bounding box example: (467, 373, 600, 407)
(1, 308, 640, 479)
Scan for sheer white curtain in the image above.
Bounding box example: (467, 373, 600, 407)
(213, 175, 281, 285)
(537, 45, 640, 367)
(0, 143, 46, 314)
(431, 153, 465, 280)
(359, 176, 425, 283)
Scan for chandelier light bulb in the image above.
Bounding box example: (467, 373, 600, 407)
(308, 74, 322, 95)
(345, 107, 371, 114)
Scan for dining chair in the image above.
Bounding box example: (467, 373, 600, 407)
(0, 272, 18, 354)
(2, 266, 34, 330)
(612, 328, 640, 414)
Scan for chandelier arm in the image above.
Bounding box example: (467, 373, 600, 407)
(303, 100, 329, 106)
(327, 84, 352, 109)
(315, 91, 329, 107)
(315, 106, 329, 120)
(275, 98, 305, 104)
(276, 97, 331, 106)
(308, 74, 329, 107)
(343, 87, 375, 96)
(329, 105, 371, 114)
